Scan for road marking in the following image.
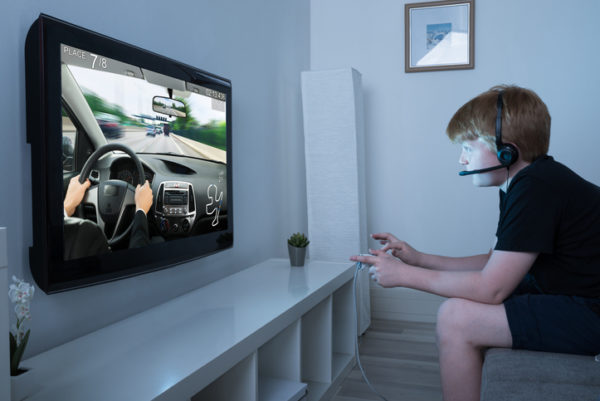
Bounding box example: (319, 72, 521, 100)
(170, 137, 186, 155)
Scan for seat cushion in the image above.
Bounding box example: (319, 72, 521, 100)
(481, 348, 600, 401)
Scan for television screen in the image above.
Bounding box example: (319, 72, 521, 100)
(26, 15, 233, 293)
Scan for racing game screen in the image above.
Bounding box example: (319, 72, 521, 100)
(61, 44, 229, 261)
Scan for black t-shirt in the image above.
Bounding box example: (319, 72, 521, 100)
(495, 155, 600, 297)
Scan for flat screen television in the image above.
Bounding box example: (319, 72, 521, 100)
(25, 14, 233, 293)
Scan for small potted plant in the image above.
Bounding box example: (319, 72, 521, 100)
(9, 276, 34, 377)
(287, 232, 309, 266)
(8, 276, 39, 401)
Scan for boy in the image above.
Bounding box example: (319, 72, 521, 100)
(351, 85, 600, 401)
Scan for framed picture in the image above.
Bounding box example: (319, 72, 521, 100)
(405, 0, 474, 72)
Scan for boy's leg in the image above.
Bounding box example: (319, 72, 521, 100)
(436, 298, 512, 401)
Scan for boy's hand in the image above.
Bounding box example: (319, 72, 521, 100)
(351, 249, 406, 288)
(372, 232, 422, 266)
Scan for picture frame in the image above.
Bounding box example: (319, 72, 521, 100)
(405, 0, 474, 72)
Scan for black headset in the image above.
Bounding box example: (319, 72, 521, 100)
(494, 91, 518, 167)
(459, 91, 519, 176)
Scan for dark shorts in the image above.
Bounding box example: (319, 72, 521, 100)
(504, 275, 600, 355)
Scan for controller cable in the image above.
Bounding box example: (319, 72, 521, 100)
(353, 259, 389, 401)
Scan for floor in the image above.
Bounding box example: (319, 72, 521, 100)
(330, 319, 443, 401)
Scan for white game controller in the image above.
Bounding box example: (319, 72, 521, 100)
(355, 254, 372, 268)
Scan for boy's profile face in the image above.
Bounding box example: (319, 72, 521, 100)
(459, 139, 506, 187)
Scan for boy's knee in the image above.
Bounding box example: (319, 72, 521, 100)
(436, 298, 472, 346)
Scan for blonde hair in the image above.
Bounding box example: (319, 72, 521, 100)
(446, 85, 551, 162)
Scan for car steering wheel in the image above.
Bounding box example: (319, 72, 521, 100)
(79, 143, 145, 246)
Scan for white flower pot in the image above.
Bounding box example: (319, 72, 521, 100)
(11, 368, 39, 401)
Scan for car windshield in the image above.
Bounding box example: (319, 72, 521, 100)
(66, 63, 227, 164)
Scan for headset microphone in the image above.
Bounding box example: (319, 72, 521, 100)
(458, 164, 506, 176)
(458, 90, 518, 177)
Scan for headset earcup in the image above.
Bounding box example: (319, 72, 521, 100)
(497, 144, 518, 166)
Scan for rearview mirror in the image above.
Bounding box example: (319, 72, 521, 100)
(152, 96, 187, 118)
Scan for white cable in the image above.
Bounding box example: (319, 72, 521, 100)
(353, 261, 389, 401)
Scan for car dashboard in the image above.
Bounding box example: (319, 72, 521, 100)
(109, 157, 155, 185)
(108, 153, 228, 240)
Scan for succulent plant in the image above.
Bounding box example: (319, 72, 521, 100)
(288, 232, 310, 248)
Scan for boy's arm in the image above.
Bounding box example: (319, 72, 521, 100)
(424, 250, 537, 303)
(354, 250, 537, 304)
(373, 232, 492, 271)
(419, 250, 492, 271)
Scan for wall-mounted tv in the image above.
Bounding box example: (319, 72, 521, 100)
(26, 14, 233, 293)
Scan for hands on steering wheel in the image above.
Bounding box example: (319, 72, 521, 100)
(76, 143, 148, 246)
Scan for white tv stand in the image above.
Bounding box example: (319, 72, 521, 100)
(22, 259, 357, 401)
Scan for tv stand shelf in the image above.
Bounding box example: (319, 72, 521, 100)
(22, 259, 357, 401)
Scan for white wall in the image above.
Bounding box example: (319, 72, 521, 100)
(0, 0, 310, 356)
(311, 0, 600, 320)
(5, 0, 600, 355)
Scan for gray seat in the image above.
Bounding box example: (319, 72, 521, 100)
(481, 348, 600, 401)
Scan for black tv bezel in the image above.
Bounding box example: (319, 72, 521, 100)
(25, 14, 233, 293)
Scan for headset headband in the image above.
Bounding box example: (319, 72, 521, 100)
(495, 91, 504, 149)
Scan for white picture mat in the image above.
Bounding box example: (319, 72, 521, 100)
(409, 3, 471, 67)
